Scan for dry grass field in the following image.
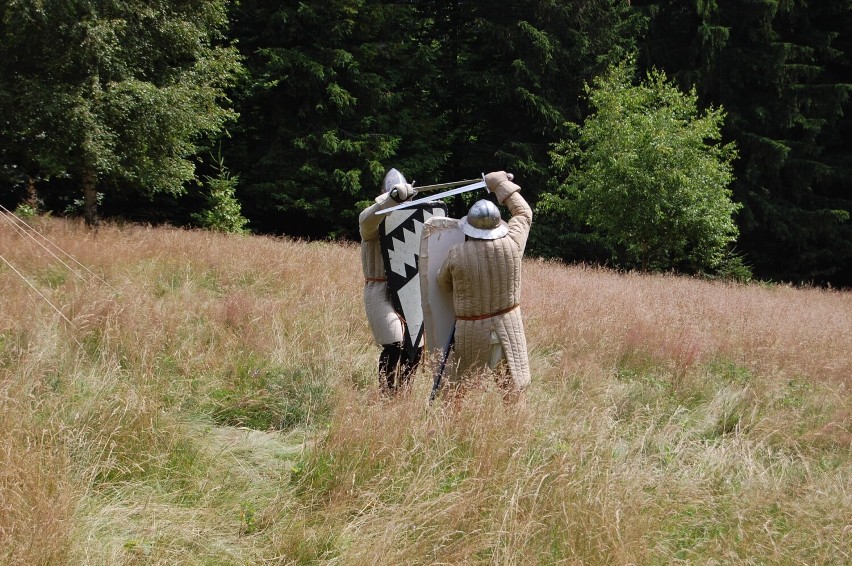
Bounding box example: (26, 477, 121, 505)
(1, 216, 849, 565)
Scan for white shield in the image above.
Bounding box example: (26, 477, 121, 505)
(419, 216, 464, 357)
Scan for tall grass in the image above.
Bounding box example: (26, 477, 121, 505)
(1, 216, 849, 564)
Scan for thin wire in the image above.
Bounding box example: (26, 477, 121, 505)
(0, 253, 77, 329)
(1, 211, 88, 283)
(0, 207, 117, 291)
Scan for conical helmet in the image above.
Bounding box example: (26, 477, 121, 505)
(381, 168, 407, 193)
(459, 199, 508, 240)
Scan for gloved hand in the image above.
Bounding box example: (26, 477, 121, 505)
(484, 171, 520, 204)
(389, 183, 415, 203)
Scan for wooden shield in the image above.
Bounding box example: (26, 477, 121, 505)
(419, 216, 464, 357)
(379, 202, 447, 359)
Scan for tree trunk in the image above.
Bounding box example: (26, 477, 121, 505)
(82, 169, 99, 227)
(25, 176, 39, 211)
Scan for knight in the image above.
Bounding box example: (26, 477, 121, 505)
(358, 168, 431, 393)
(435, 171, 533, 401)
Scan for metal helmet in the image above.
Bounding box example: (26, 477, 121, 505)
(382, 168, 407, 194)
(459, 199, 508, 240)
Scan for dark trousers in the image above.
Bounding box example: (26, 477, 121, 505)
(379, 342, 423, 392)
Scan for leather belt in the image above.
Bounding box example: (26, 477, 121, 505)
(364, 277, 387, 283)
(456, 303, 518, 321)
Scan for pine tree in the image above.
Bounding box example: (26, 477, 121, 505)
(227, 0, 445, 238)
(418, 0, 643, 210)
(640, 0, 852, 285)
(226, 1, 643, 237)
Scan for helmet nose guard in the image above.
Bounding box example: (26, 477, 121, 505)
(382, 168, 408, 193)
(459, 199, 509, 240)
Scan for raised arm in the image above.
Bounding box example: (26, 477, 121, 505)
(484, 171, 533, 252)
(358, 183, 416, 241)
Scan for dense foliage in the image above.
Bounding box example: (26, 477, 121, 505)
(545, 61, 740, 274)
(1, 0, 850, 285)
(636, 0, 852, 284)
(0, 0, 241, 224)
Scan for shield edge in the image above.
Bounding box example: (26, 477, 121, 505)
(419, 216, 463, 357)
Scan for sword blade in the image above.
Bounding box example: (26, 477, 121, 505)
(414, 178, 481, 193)
(377, 180, 487, 215)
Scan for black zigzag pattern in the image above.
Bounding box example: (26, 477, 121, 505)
(379, 202, 447, 355)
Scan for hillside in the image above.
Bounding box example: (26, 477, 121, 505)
(1, 217, 850, 564)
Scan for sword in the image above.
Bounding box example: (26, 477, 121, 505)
(378, 175, 488, 215)
(413, 178, 481, 193)
(429, 326, 455, 404)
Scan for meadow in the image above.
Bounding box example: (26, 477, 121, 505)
(1, 216, 849, 565)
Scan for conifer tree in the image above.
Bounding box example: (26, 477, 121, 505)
(227, 1, 643, 236)
(639, 0, 852, 285)
(227, 0, 445, 237)
(418, 0, 643, 209)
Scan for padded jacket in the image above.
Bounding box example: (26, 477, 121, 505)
(359, 193, 404, 346)
(437, 191, 533, 389)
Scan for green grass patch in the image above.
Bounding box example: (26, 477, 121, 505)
(204, 360, 331, 431)
(660, 501, 737, 561)
(36, 265, 68, 288)
(706, 359, 754, 385)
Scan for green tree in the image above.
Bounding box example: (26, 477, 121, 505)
(0, 0, 242, 225)
(543, 60, 740, 273)
(226, 1, 643, 233)
(192, 151, 248, 234)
